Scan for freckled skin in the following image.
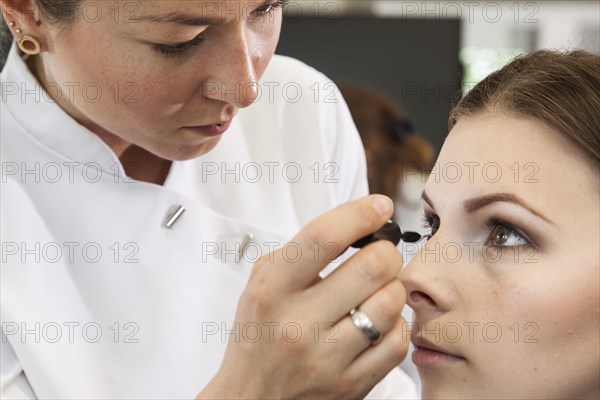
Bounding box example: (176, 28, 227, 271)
(400, 113, 600, 399)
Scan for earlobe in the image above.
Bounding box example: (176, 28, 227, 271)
(18, 34, 40, 54)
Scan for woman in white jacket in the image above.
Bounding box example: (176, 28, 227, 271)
(0, 0, 417, 398)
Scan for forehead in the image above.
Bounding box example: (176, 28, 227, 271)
(122, 0, 269, 27)
(426, 112, 597, 210)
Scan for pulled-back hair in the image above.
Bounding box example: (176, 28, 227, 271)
(450, 50, 600, 164)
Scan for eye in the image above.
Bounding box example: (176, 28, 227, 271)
(421, 213, 440, 239)
(485, 219, 534, 248)
(152, 35, 204, 58)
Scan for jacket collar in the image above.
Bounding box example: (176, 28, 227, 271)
(1, 43, 125, 177)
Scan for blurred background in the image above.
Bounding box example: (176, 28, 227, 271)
(275, 0, 599, 391)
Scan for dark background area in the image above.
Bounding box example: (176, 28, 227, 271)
(276, 16, 462, 157)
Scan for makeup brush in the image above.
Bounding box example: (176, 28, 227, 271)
(350, 220, 423, 249)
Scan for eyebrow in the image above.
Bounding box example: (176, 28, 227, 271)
(130, 12, 225, 26)
(422, 191, 555, 225)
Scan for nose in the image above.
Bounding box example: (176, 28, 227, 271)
(399, 236, 456, 317)
(203, 26, 260, 108)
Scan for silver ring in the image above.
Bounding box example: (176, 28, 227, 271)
(349, 309, 382, 345)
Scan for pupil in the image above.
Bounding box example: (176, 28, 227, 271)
(496, 227, 508, 244)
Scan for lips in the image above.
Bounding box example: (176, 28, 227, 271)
(411, 336, 459, 355)
(184, 119, 232, 137)
(411, 335, 466, 367)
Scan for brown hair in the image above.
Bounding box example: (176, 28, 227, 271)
(450, 50, 600, 165)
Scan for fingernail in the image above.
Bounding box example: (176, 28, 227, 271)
(372, 196, 392, 217)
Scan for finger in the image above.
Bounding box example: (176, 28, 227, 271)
(307, 240, 404, 324)
(346, 317, 410, 387)
(332, 278, 407, 365)
(272, 195, 394, 289)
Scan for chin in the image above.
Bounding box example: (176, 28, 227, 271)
(159, 136, 223, 161)
(418, 373, 474, 400)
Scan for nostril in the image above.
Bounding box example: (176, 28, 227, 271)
(410, 290, 436, 307)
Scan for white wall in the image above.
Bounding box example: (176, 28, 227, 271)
(289, 1, 599, 52)
(369, 0, 598, 87)
(371, 1, 599, 52)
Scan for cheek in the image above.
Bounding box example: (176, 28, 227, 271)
(519, 253, 598, 338)
(62, 39, 188, 128)
(49, 41, 110, 99)
(127, 73, 189, 120)
(468, 256, 599, 375)
(536, 252, 600, 346)
(49, 36, 151, 117)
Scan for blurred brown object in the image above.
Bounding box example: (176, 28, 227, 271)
(338, 83, 434, 202)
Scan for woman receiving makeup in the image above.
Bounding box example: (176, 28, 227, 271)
(400, 50, 600, 399)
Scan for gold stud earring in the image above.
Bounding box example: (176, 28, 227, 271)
(15, 28, 22, 34)
(18, 35, 41, 55)
(8, 21, 15, 27)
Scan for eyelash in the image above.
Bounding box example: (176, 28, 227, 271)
(152, 0, 286, 58)
(421, 214, 536, 249)
(153, 35, 205, 58)
(420, 214, 439, 241)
